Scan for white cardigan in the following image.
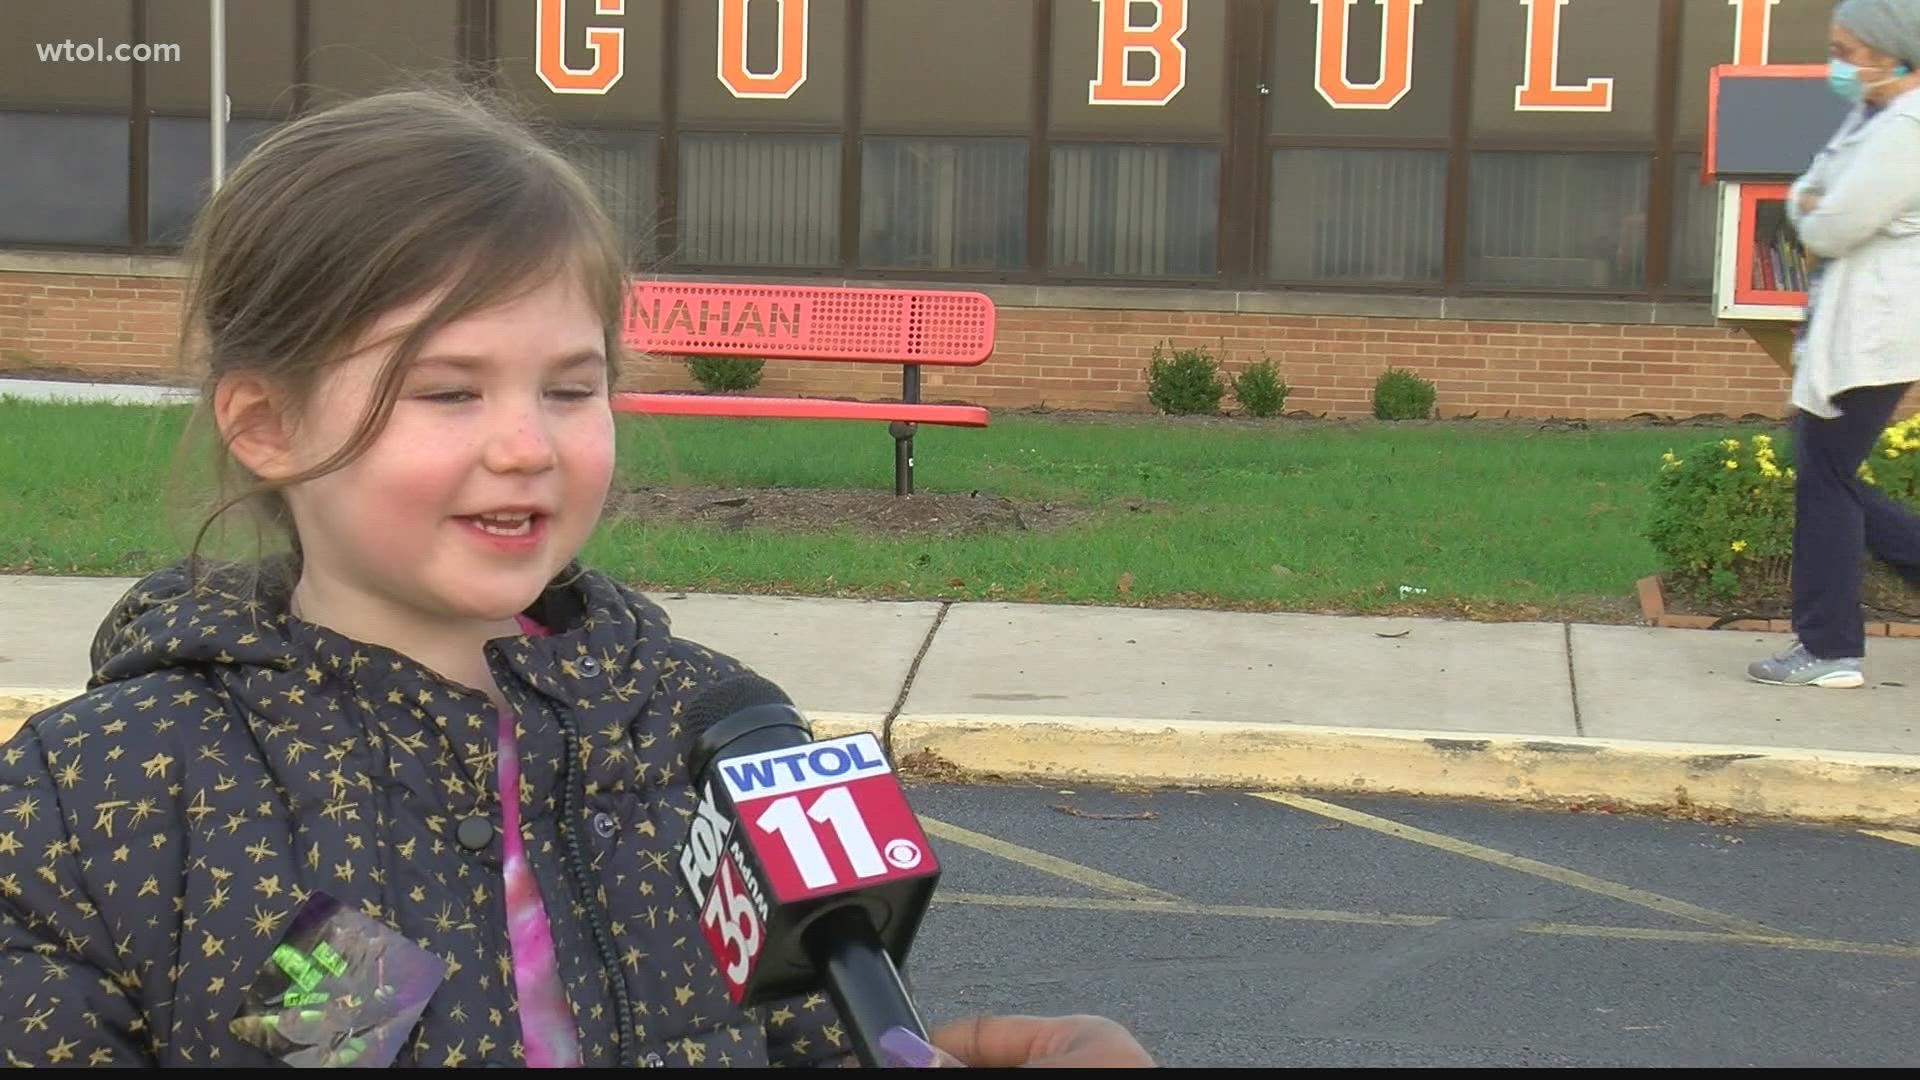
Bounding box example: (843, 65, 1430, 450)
(1787, 86, 1920, 419)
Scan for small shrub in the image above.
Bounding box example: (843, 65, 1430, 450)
(1648, 418, 1920, 604)
(1372, 367, 1436, 420)
(1231, 357, 1290, 418)
(1145, 341, 1226, 416)
(1645, 433, 1795, 600)
(686, 355, 764, 392)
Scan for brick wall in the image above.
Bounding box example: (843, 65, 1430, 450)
(624, 306, 1799, 420)
(0, 273, 186, 376)
(3, 268, 1804, 420)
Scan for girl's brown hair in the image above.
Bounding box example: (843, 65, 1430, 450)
(173, 80, 629, 585)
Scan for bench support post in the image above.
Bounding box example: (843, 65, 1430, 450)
(889, 364, 922, 496)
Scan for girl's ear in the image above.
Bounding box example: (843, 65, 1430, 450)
(213, 373, 299, 481)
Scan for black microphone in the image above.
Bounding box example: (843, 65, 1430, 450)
(675, 674, 942, 1068)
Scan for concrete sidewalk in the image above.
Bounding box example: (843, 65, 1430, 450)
(4, 573, 1920, 827)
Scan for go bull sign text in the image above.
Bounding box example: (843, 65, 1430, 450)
(534, 0, 1789, 110)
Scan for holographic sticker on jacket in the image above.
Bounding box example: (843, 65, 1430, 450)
(229, 891, 448, 1067)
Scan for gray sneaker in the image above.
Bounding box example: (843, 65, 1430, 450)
(1746, 641, 1864, 688)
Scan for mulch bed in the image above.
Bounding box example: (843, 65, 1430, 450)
(1637, 568, 1920, 636)
(605, 485, 1121, 538)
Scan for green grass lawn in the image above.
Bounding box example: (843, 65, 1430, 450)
(0, 397, 1774, 620)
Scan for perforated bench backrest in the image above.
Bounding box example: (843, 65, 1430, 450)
(622, 282, 995, 366)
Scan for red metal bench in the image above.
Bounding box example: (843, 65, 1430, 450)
(614, 281, 996, 495)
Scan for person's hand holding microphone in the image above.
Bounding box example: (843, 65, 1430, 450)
(879, 1014, 1156, 1068)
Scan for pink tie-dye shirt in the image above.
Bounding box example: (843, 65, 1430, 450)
(501, 615, 583, 1067)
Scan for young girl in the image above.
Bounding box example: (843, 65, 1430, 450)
(0, 86, 1149, 1069)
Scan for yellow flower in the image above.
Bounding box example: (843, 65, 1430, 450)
(1731, 540, 1747, 553)
(1725, 459, 1739, 470)
(1721, 438, 1741, 453)
(1752, 434, 1773, 449)
(1887, 447, 1901, 459)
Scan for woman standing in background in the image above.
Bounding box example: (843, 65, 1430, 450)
(1748, 0, 1920, 688)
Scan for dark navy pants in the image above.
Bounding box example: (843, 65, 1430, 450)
(1792, 382, 1920, 658)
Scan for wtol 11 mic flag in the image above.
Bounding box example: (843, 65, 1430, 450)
(674, 674, 942, 1067)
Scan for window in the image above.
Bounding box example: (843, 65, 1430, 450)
(863, 0, 1030, 134)
(0, 113, 130, 246)
(144, 0, 296, 249)
(552, 128, 659, 267)
(859, 1, 1030, 273)
(677, 133, 838, 268)
(1464, 2, 1657, 292)
(1050, 143, 1218, 279)
(1043, 2, 1223, 279)
(1668, 152, 1718, 294)
(146, 118, 282, 247)
(0, 0, 131, 246)
(1467, 152, 1649, 290)
(306, 0, 461, 103)
(146, 0, 296, 115)
(862, 138, 1025, 272)
(672, 1, 846, 270)
(0, 0, 131, 109)
(1269, 149, 1445, 284)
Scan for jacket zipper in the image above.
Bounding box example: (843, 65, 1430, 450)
(556, 709, 638, 1066)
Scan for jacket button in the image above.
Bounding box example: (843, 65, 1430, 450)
(592, 811, 618, 838)
(577, 656, 601, 678)
(456, 814, 495, 851)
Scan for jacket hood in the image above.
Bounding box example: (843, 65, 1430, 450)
(88, 558, 299, 685)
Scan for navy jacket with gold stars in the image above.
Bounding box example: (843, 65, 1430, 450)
(0, 559, 854, 1067)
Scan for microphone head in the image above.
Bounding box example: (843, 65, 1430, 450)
(674, 673, 940, 1012)
(685, 673, 811, 783)
(687, 672, 793, 735)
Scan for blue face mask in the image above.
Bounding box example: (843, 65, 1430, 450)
(1830, 57, 1913, 102)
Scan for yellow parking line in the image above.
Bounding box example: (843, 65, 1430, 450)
(933, 892, 1920, 961)
(1522, 921, 1920, 961)
(919, 817, 1180, 901)
(1251, 792, 1786, 940)
(1860, 829, 1920, 848)
(936, 891, 1446, 928)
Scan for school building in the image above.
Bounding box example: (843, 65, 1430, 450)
(0, 1, 1839, 418)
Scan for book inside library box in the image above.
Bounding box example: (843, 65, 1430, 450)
(1738, 185, 1813, 304)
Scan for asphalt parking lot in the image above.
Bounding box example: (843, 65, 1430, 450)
(900, 783, 1920, 1067)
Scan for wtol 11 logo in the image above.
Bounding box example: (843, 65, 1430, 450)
(718, 734, 932, 898)
(676, 732, 942, 1005)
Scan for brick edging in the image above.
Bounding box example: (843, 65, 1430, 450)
(1635, 574, 1920, 638)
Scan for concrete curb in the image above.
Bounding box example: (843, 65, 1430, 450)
(888, 713, 1920, 828)
(11, 692, 1919, 828)
(0, 689, 82, 739)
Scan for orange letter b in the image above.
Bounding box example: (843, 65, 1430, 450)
(1088, 0, 1188, 106)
